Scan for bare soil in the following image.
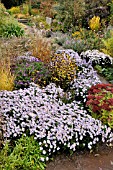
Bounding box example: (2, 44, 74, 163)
(46, 144, 113, 170)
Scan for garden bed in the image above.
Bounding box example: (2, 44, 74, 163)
(0, 49, 113, 170)
(0, 1, 113, 169)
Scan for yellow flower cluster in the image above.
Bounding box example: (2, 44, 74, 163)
(89, 16, 101, 31)
(50, 53, 77, 89)
(72, 29, 84, 39)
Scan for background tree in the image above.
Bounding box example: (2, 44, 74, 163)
(1, 0, 26, 9)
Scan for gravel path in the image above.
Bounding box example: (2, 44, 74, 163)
(97, 74, 110, 84)
(46, 143, 113, 170)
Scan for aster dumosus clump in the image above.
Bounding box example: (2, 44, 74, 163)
(0, 83, 113, 159)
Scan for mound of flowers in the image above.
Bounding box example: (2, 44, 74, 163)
(80, 50, 113, 66)
(0, 83, 113, 160)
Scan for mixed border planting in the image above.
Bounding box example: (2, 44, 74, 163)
(0, 49, 113, 169)
(0, 0, 113, 169)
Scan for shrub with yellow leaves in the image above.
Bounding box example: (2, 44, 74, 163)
(49, 53, 77, 90)
(9, 6, 20, 14)
(72, 28, 85, 40)
(72, 31, 81, 39)
(0, 59, 15, 91)
(101, 31, 113, 57)
(89, 16, 101, 31)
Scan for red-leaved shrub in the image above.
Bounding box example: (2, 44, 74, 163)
(86, 84, 113, 129)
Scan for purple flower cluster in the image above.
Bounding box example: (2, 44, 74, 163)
(71, 59, 101, 103)
(11, 55, 50, 90)
(17, 55, 40, 62)
(0, 83, 113, 156)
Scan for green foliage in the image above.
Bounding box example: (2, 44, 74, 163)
(84, 0, 110, 28)
(85, 0, 110, 8)
(31, 8, 40, 16)
(87, 84, 113, 129)
(32, 15, 51, 30)
(108, 0, 113, 25)
(101, 31, 113, 57)
(54, 0, 85, 32)
(0, 10, 24, 37)
(1, 23, 24, 37)
(31, 1, 41, 9)
(8, 3, 31, 17)
(51, 19, 63, 32)
(22, 3, 29, 14)
(54, 0, 111, 31)
(103, 29, 112, 40)
(39, 0, 55, 18)
(55, 33, 72, 46)
(0, 135, 47, 170)
(56, 29, 103, 54)
(95, 64, 113, 84)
